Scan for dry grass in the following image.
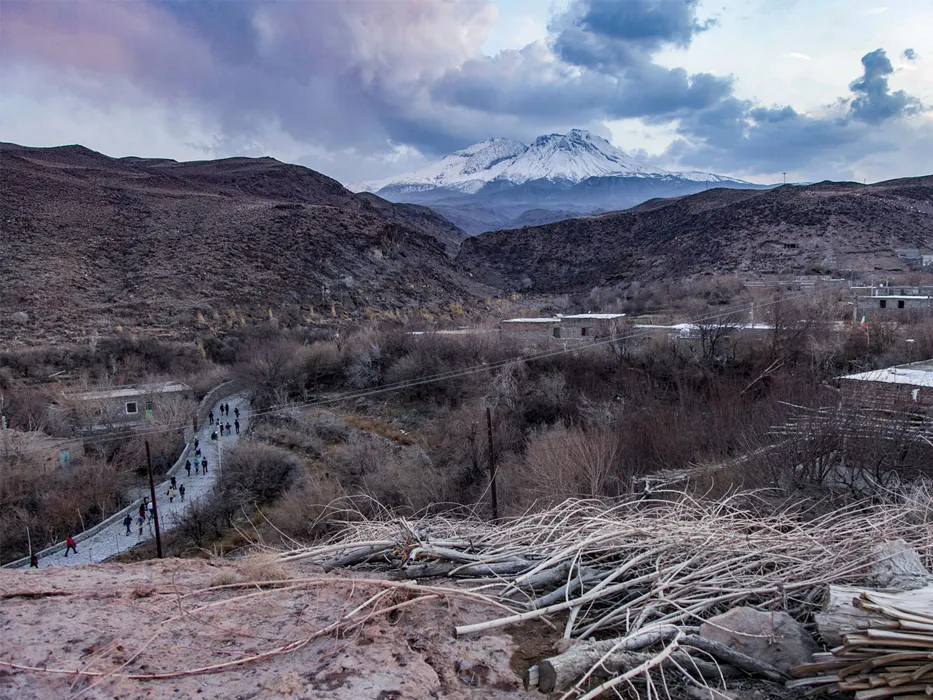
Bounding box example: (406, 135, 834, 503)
(238, 551, 289, 583)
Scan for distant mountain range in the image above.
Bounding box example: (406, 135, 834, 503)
(457, 176, 933, 292)
(353, 129, 765, 233)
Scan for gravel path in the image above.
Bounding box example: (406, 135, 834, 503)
(35, 394, 251, 568)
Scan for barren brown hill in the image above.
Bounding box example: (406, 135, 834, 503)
(0, 144, 481, 344)
(456, 178, 933, 292)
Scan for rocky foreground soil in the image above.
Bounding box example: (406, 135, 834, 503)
(0, 557, 546, 700)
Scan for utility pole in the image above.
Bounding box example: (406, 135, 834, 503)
(486, 406, 498, 520)
(145, 440, 163, 558)
(783, 172, 787, 185)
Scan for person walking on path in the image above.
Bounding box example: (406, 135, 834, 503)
(211, 430, 218, 441)
(64, 536, 78, 557)
(137, 515, 145, 536)
(147, 500, 154, 522)
(234, 406, 240, 419)
(179, 484, 186, 502)
(139, 500, 147, 521)
(185, 460, 191, 477)
(166, 485, 176, 503)
(124, 513, 133, 535)
(170, 475, 177, 489)
(202, 457, 209, 475)
(194, 438, 199, 451)
(234, 419, 240, 435)
(209, 410, 215, 425)
(194, 455, 201, 474)
(30, 553, 39, 568)
(225, 422, 232, 436)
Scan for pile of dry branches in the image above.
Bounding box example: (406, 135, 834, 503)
(278, 489, 933, 697)
(790, 588, 933, 699)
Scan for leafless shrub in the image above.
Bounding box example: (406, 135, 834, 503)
(238, 550, 288, 582)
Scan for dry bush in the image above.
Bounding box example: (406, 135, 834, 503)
(518, 424, 623, 508)
(235, 336, 305, 408)
(264, 469, 347, 540)
(210, 567, 241, 587)
(238, 550, 289, 582)
(0, 456, 128, 562)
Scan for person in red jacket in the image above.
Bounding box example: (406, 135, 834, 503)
(64, 536, 78, 557)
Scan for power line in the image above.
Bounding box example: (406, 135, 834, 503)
(3, 285, 834, 456)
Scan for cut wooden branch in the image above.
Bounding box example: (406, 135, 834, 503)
(533, 626, 687, 692)
(817, 586, 933, 647)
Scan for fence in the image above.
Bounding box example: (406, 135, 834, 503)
(2, 379, 249, 569)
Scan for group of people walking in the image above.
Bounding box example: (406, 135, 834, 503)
(27, 400, 242, 568)
(209, 403, 240, 440)
(184, 437, 209, 477)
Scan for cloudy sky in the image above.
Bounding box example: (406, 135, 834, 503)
(1, 0, 930, 185)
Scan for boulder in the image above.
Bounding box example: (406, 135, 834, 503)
(699, 607, 818, 674)
(869, 539, 933, 590)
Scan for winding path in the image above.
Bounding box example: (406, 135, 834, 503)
(33, 394, 251, 568)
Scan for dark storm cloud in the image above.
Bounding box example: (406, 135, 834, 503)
(903, 48, 918, 61)
(434, 0, 729, 126)
(665, 48, 925, 175)
(551, 0, 712, 72)
(848, 49, 923, 124)
(0, 0, 928, 180)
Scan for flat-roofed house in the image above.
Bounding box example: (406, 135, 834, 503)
(856, 294, 933, 319)
(555, 313, 626, 339)
(54, 381, 195, 432)
(500, 317, 558, 334)
(838, 360, 933, 413)
(0, 429, 85, 472)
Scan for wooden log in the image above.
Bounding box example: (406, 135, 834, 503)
(403, 559, 531, 580)
(321, 544, 393, 571)
(534, 627, 683, 693)
(525, 632, 744, 693)
(816, 585, 933, 647)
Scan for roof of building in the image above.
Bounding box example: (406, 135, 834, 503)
(839, 360, 933, 388)
(0, 429, 74, 456)
(858, 295, 932, 300)
(502, 318, 558, 323)
(67, 381, 193, 402)
(560, 313, 626, 320)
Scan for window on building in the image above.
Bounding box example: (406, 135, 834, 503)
(552, 327, 560, 338)
(126, 401, 138, 414)
(898, 300, 905, 309)
(145, 401, 153, 411)
(581, 327, 588, 336)
(59, 449, 71, 468)
(879, 300, 887, 309)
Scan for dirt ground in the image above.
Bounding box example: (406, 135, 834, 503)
(0, 557, 549, 700)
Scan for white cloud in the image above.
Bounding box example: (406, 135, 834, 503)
(786, 52, 811, 61)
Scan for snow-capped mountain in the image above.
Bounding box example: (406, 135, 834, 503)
(353, 129, 761, 233)
(366, 137, 527, 195)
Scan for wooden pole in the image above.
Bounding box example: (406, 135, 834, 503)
(486, 406, 498, 520)
(26, 526, 32, 557)
(145, 440, 163, 558)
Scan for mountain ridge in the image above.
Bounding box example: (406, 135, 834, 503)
(0, 142, 484, 344)
(456, 177, 933, 292)
(352, 129, 763, 233)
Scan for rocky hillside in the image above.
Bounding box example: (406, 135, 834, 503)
(457, 177, 933, 292)
(0, 144, 481, 344)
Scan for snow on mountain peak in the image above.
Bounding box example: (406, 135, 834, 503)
(351, 129, 747, 193)
(500, 129, 669, 184)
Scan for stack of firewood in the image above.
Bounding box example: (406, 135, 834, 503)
(790, 587, 933, 699)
